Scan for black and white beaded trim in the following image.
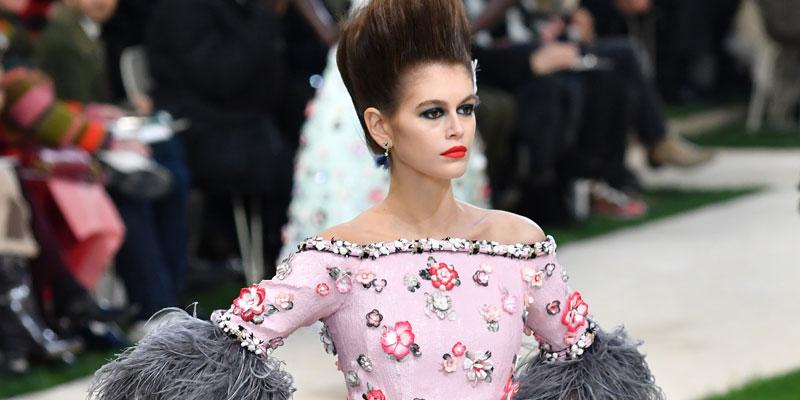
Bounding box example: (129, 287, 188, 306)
(296, 235, 557, 260)
(540, 320, 598, 363)
(211, 309, 269, 356)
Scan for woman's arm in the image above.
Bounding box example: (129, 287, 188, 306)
(90, 250, 349, 399)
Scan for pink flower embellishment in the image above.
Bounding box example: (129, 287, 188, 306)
(452, 341, 467, 357)
(380, 321, 416, 360)
(562, 291, 589, 332)
(356, 267, 376, 287)
(316, 283, 330, 296)
(441, 354, 459, 373)
(521, 266, 544, 288)
(481, 304, 502, 332)
(336, 274, 353, 294)
(501, 288, 518, 315)
(232, 284, 266, 321)
(501, 375, 520, 400)
(481, 304, 502, 322)
(274, 292, 294, 310)
(429, 262, 460, 291)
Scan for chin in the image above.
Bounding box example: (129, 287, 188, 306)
(434, 161, 469, 180)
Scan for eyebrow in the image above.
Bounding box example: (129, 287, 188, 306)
(416, 94, 479, 109)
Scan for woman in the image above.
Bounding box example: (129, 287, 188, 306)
(279, 0, 489, 259)
(90, 0, 663, 398)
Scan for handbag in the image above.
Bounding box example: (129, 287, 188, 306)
(19, 147, 125, 290)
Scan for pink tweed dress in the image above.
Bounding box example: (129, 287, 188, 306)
(91, 236, 662, 400)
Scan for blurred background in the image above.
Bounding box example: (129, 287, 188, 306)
(0, 0, 798, 399)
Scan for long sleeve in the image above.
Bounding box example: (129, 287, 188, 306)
(2, 68, 108, 155)
(516, 253, 664, 400)
(90, 250, 348, 400)
(213, 250, 350, 354)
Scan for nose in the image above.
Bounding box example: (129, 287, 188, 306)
(445, 113, 464, 139)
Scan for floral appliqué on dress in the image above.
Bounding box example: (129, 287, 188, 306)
(420, 257, 461, 291)
(380, 321, 421, 360)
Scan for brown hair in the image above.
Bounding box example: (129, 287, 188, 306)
(336, 0, 473, 154)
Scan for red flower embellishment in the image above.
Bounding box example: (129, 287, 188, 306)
(562, 291, 589, 332)
(500, 375, 520, 400)
(316, 283, 330, 296)
(380, 321, 416, 360)
(452, 341, 467, 357)
(429, 262, 460, 291)
(363, 386, 386, 400)
(232, 284, 266, 321)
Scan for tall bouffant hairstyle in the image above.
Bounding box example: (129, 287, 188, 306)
(336, 0, 473, 154)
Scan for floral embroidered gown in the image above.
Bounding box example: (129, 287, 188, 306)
(210, 236, 662, 399)
(279, 46, 491, 260)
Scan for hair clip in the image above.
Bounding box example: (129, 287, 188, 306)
(471, 59, 479, 94)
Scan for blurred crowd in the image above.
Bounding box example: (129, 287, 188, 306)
(0, 0, 795, 376)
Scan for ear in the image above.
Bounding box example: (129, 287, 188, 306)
(364, 107, 393, 150)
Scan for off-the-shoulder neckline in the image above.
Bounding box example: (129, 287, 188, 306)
(293, 235, 557, 260)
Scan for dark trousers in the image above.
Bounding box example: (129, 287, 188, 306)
(111, 136, 190, 319)
(588, 37, 667, 146)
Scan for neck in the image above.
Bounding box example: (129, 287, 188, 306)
(380, 162, 463, 238)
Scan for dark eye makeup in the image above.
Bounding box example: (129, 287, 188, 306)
(419, 102, 478, 120)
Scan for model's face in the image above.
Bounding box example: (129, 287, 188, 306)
(381, 62, 477, 181)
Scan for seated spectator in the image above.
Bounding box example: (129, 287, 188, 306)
(468, 0, 638, 222)
(469, 0, 714, 221)
(0, 66, 132, 371)
(584, 0, 746, 104)
(34, 0, 191, 326)
(34, 0, 115, 103)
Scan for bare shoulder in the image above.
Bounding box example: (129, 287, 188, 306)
(483, 209, 547, 244)
(314, 210, 386, 244)
(315, 221, 361, 242)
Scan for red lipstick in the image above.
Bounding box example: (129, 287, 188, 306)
(441, 145, 468, 159)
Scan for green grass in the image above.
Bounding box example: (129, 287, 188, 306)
(689, 123, 800, 148)
(0, 188, 760, 397)
(666, 103, 712, 119)
(704, 369, 800, 400)
(665, 97, 745, 119)
(0, 349, 116, 398)
(545, 188, 758, 245)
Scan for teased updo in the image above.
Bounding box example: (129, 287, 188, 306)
(336, 0, 473, 154)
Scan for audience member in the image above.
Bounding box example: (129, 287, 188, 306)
(147, 0, 294, 275)
(35, 0, 191, 324)
(34, 0, 116, 103)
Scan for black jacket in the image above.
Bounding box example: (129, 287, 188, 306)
(146, 0, 291, 194)
(147, 0, 285, 126)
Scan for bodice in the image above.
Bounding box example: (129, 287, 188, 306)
(214, 236, 594, 399)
